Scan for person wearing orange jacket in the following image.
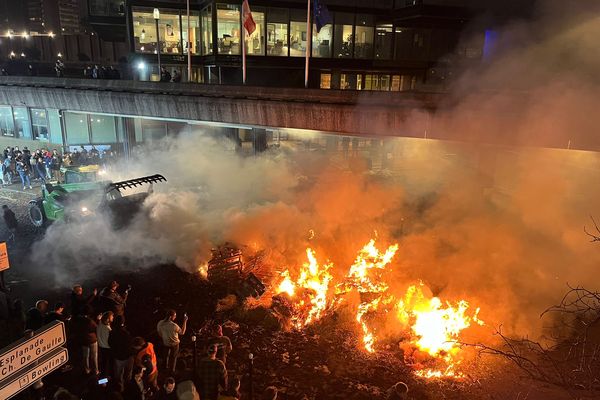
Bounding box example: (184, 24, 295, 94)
(132, 336, 159, 392)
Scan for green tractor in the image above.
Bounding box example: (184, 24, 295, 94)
(28, 174, 167, 228)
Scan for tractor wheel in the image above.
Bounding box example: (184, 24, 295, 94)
(28, 200, 47, 228)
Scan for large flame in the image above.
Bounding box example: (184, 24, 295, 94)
(275, 239, 484, 378)
(276, 248, 333, 329)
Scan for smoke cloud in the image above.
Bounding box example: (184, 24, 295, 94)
(29, 0, 600, 343)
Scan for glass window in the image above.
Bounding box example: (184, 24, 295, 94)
(320, 74, 331, 89)
(334, 13, 353, 58)
(133, 8, 158, 54)
(89, 0, 124, 16)
(159, 10, 182, 54)
(290, 10, 307, 57)
(354, 15, 374, 59)
(312, 24, 332, 57)
(13, 107, 31, 139)
(267, 8, 288, 56)
(31, 109, 49, 141)
(217, 3, 241, 55)
(380, 74, 391, 91)
(341, 74, 358, 90)
(47, 109, 61, 144)
(64, 112, 90, 145)
(245, 8, 265, 55)
(0, 106, 14, 137)
(375, 24, 393, 59)
(90, 114, 117, 143)
(391, 75, 401, 91)
(182, 11, 200, 55)
(201, 6, 213, 55)
(142, 119, 167, 141)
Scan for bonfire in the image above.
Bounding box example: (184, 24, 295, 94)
(275, 238, 484, 378)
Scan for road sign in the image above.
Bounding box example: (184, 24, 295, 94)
(0, 348, 68, 400)
(0, 321, 66, 382)
(0, 242, 9, 271)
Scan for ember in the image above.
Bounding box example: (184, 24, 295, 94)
(276, 238, 485, 378)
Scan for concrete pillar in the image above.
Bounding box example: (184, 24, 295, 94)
(252, 128, 267, 154)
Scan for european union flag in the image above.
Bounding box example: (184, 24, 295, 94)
(313, 0, 332, 33)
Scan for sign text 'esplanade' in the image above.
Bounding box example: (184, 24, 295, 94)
(0, 321, 66, 381)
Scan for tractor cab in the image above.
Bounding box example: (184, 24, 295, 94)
(60, 165, 104, 184)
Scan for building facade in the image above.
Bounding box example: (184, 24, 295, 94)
(126, 0, 484, 89)
(1, 0, 486, 88)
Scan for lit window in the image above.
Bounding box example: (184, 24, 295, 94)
(217, 3, 241, 55)
(31, 108, 49, 141)
(0, 106, 15, 137)
(245, 9, 265, 55)
(320, 73, 331, 89)
(266, 8, 288, 56)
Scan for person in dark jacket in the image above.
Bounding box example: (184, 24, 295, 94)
(25, 300, 48, 331)
(99, 281, 129, 317)
(109, 315, 134, 391)
(70, 285, 97, 317)
(124, 365, 146, 400)
(71, 305, 99, 375)
(8, 299, 25, 341)
(156, 377, 177, 400)
(197, 344, 227, 400)
(45, 302, 68, 324)
(3, 205, 18, 241)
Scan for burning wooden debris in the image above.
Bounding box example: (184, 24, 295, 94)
(207, 243, 266, 300)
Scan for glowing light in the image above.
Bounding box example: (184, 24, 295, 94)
(57, 52, 62, 57)
(137, 61, 146, 70)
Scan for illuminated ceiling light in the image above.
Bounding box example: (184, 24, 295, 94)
(137, 61, 146, 70)
(20, 52, 25, 57)
(57, 52, 62, 57)
(49, 32, 55, 38)
(22, 31, 28, 38)
(9, 51, 15, 57)
(140, 46, 145, 51)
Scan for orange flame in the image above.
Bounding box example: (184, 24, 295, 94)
(275, 239, 484, 378)
(276, 248, 333, 329)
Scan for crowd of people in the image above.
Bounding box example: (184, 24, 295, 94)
(84, 65, 122, 80)
(1, 145, 119, 190)
(0, 278, 283, 400)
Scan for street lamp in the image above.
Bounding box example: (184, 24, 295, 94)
(153, 8, 161, 78)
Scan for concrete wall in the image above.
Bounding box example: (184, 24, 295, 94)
(0, 77, 437, 139)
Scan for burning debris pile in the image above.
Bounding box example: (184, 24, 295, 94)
(274, 239, 484, 378)
(206, 244, 266, 300)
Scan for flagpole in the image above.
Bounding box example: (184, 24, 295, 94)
(304, 0, 311, 88)
(187, 0, 191, 82)
(242, 17, 247, 84)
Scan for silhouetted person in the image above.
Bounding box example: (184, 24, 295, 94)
(109, 315, 134, 391)
(197, 344, 227, 400)
(3, 205, 17, 241)
(206, 324, 232, 365)
(25, 300, 48, 330)
(45, 302, 68, 323)
(70, 284, 97, 317)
